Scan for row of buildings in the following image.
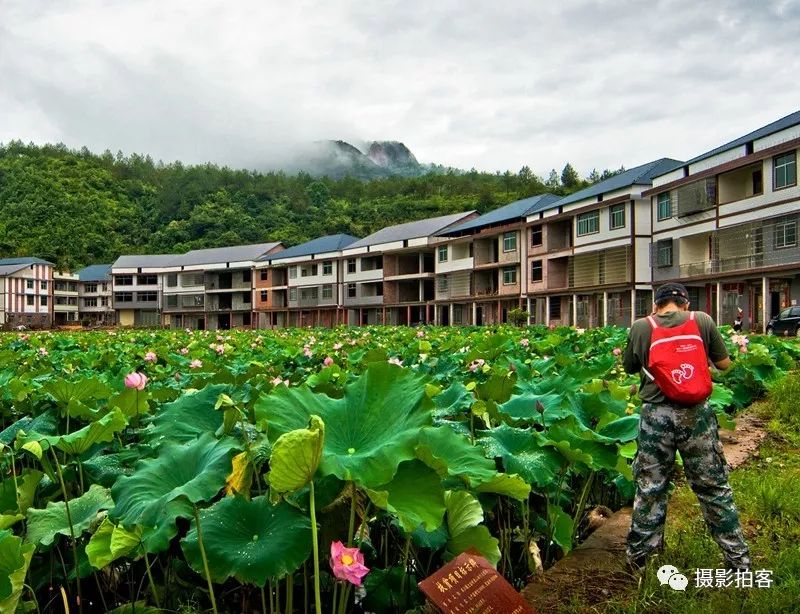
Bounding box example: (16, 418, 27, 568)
(2, 110, 799, 332)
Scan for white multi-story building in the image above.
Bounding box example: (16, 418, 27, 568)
(77, 264, 114, 325)
(647, 110, 800, 332)
(53, 271, 80, 325)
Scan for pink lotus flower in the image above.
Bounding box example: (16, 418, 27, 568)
(416, 330, 425, 338)
(330, 541, 369, 586)
(190, 359, 203, 369)
(613, 347, 622, 356)
(124, 372, 148, 390)
(271, 376, 289, 386)
(333, 343, 343, 351)
(303, 347, 313, 358)
(38, 347, 48, 356)
(520, 338, 529, 347)
(144, 351, 157, 362)
(179, 347, 189, 355)
(388, 357, 403, 367)
(323, 356, 334, 367)
(215, 344, 225, 355)
(20, 334, 29, 341)
(468, 358, 485, 372)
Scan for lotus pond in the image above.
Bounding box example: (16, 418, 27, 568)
(0, 325, 796, 613)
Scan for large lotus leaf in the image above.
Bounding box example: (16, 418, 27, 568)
(268, 416, 324, 496)
(477, 424, 565, 488)
(415, 426, 497, 487)
(443, 491, 500, 565)
(596, 415, 640, 442)
(86, 517, 142, 568)
(571, 391, 630, 428)
(255, 364, 432, 487)
(540, 417, 619, 471)
(146, 384, 229, 445)
(367, 460, 446, 533)
(432, 382, 473, 419)
(474, 474, 531, 501)
(181, 495, 311, 585)
(42, 377, 111, 407)
(109, 434, 237, 529)
(0, 409, 58, 446)
(0, 470, 42, 515)
(109, 388, 150, 421)
(26, 484, 113, 547)
(708, 383, 735, 411)
(141, 498, 195, 554)
(24, 408, 128, 457)
(0, 529, 34, 610)
(498, 392, 568, 424)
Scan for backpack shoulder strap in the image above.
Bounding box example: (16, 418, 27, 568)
(689, 311, 696, 321)
(646, 315, 658, 329)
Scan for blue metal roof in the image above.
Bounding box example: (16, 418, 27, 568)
(0, 257, 53, 266)
(261, 234, 359, 261)
(77, 264, 112, 282)
(347, 211, 476, 248)
(553, 158, 684, 207)
(679, 109, 800, 170)
(438, 194, 560, 236)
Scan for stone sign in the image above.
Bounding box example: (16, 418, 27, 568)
(418, 552, 536, 613)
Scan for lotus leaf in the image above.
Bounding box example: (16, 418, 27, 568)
(268, 415, 324, 496)
(367, 460, 446, 532)
(27, 484, 113, 547)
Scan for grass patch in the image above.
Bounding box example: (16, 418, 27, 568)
(561, 380, 800, 613)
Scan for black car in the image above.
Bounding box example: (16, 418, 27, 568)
(766, 306, 800, 336)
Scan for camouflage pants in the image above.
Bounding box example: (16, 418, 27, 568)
(627, 402, 751, 568)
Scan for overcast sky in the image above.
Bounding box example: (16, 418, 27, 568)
(1, 0, 799, 177)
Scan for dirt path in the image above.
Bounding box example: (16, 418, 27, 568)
(521, 409, 767, 613)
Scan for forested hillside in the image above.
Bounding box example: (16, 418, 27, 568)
(0, 141, 621, 269)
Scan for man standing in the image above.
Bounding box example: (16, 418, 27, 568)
(623, 283, 750, 570)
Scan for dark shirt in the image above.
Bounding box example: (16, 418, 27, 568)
(623, 310, 728, 404)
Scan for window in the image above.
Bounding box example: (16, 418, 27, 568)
(375, 282, 383, 296)
(609, 204, 625, 230)
(323, 261, 333, 276)
(655, 239, 673, 267)
(549, 298, 561, 319)
(242, 291, 251, 304)
(437, 276, 448, 293)
(289, 288, 297, 301)
(577, 211, 600, 236)
(635, 290, 653, 318)
(242, 270, 252, 283)
(774, 152, 797, 190)
(347, 259, 356, 274)
(531, 226, 542, 247)
(242, 313, 251, 326)
(301, 264, 318, 277)
(138, 291, 157, 302)
(502, 267, 517, 285)
(116, 275, 133, 286)
(101, 283, 108, 292)
(260, 269, 269, 281)
(166, 274, 178, 287)
(289, 266, 297, 279)
(453, 304, 463, 325)
(26, 295, 35, 306)
(774, 219, 797, 249)
(85, 283, 97, 293)
(503, 232, 517, 252)
(137, 275, 157, 285)
(165, 295, 178, 308)
(531, 260, 543, 282)
(322, 284, 333, 299)
(41, 281, 47, 290)
(260, 290, 268, 301)
(347, 283, 356, 298)
(114, 292, 133, 302)
(438, 245, 448, 262)
(100, 297, 108, 306)
(84, 298, 98, 308)
(753, 169, 763, 195)
(26, 279, 34, 289)
(657, 193, 672, 221)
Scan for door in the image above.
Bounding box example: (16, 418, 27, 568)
(218, 313, 230, 330)
(770, 292, 781, 322)
(441, 306, 450, 326)
(476, 306, 483, 326)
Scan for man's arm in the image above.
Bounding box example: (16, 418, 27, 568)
(622, 324, 641, 374)
(700, 312, 731, 370)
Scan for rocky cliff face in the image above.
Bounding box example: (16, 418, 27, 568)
(366, 141, 419, 169)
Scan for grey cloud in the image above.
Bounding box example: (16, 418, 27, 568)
(0, 0, 798, 177)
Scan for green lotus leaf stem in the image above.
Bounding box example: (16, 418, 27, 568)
(193, 505, 218, 614)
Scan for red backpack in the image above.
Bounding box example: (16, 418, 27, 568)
(644, 311, 713, 404)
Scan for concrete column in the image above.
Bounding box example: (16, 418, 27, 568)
(526, 297, 532, 325)
(715, 281, 722, 325)
(572, 293, 578, 327)
(762, 276, 769, 333)
(472, 302, 477, 326)
(545, 295, 550, 326)
(603, 291, 608, 327)
(449, 303, 454, 326)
